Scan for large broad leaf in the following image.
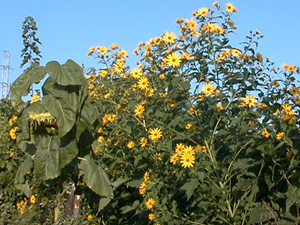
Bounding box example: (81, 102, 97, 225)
(43, 95, 76, 138)
(79, 155, 113, 198)
(46, 60, 87, 86)
(42, 77, 82, 113)
(75, 98, 99, 140)
(33, 135, 61, 180)
(10, 66, 46, 107)
(14, 155, 33, 197)
(59, 133, 78, 168)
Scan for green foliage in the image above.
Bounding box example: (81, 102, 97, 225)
(6, 3, 300, 224)
(20, 16, 42, 68)
(82, 3, 300, 224)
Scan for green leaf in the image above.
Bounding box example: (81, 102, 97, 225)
(111, 177, 130, 190)
(120, 200, 139, 214)
(79, 155, 113, 197)
(98, 197, 111, 212)
(180, 178, 199, 201)
(14, 155, 33, 197)
(126, 178, 143, 188)
(59, 133, 78, 168)
(33, 135, 61, 180)
(75, 98, 99, 140)
(248, 204, 272, 223)
(10, 66, 46, 106)
(46, 60, 87, 86)
(43, 95, 76, 138)
(181, 81, 191, 90)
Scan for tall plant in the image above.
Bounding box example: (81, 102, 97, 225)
(83, 2, 300, 224)
(10, 59, 113, 221)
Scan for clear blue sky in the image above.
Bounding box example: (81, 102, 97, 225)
(1, 0, 300, 85)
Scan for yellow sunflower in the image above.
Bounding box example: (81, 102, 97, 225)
(226, 3, 237, 13)
(180, 152, 196, 168)
(134, 103, 145, 118)
(140, 137, 148, 148)
(145, 198, 155, 210)
(138, 77, 149, 90)
(170, 153, 179, 165)
(166, 52, 181, 67)
(148, 128, 163, 142)
(163, 31, 177, 44)
(202, 83, 216, 95)
(130, 68, 143, 79)
(276, 132, 285, 140)
(196, 7, 209, 17)
(127, 141, 135, 149)
(262, 130, 270, 138)
(244, 95, 257, 107)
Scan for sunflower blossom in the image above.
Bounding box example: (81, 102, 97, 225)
(180, 152, 196, 168)
(244, 95, 257, 107)
(145, 198, 155, 210)
(226, 3, 237, 13)
(138, 77, 149, 90)
(202, 83, 216, 95)
(130, 68, 143, 79)
(134, 103, 145, 118)
(262, 130, 270, 138)
(196, 7, 209, 17)
(163, 31, 177, 44)
(166, 52, 181, 67)
(148, 128, 163, 142)
(276, 132, 285, 140)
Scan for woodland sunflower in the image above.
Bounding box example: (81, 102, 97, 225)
(276, 132, 285, 140)
(148, 128, 162, 142)
(163, 31, 177, 44)
(140, 137, 148, 148)
(244, 95, 257, 107)
(134, 103, 145, 118)
(185, 18, 198, 31)
(148, 213, 155, 221)
(202, 83, 216, 95)
(96, 46, 108, 55)
(145, 198, 155, 210)
(170, 153, 179, 165)
(130, 68, 143, 79)
(166, 52, 181, 67)
(262, 130, 270, 138)
(175, 143, 185, 156)
(138, 77, 149, 90)
(127, 141, 135, 149)
(197, 7, 209, 17)
(180, 152, 196, 168)
(226, 3, 237, 13)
